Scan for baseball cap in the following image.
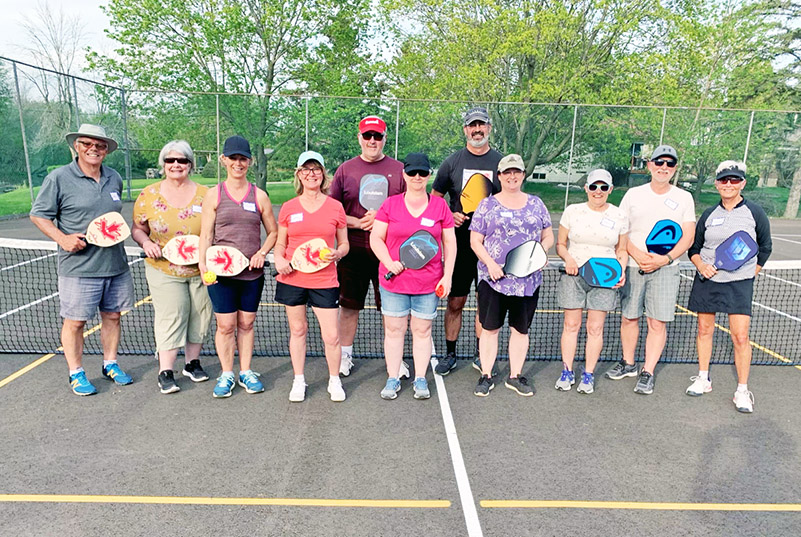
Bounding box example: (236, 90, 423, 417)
(715, 160, 746, 181)
(463, 106, 491, 126)
(403, 152, 431, 174)
(651, 144, 678, 161)
(222, 135, 252, 158)
(498, 154, 525, 173)
(586, 169, 613, 187)
(297, 150, 325, 168)
(358, 116, 387, 134)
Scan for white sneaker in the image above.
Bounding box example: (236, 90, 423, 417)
(399, 360, 411, 380)
(289, 379, 307, 402)
(686, 376, 712, 396)
(733, 389, 754, 413)
(328, 377, 346, 402)
(340, 353, 354, 376)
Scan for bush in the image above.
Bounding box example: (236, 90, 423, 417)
(201, 161, 219, 178)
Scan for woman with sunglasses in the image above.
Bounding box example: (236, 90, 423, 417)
(686, 161, 771, 413)
(133, 140, 213, 394)
(370, 153, 456, 400)
(555, 169, 628, 394)
(274, 151, 349, 402)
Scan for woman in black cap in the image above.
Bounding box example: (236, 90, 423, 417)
(686, 160, 771, 413)
(198, 135, 278, 398)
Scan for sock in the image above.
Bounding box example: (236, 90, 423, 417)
(446, 340, 457, 354)
(69, 367, 84, 376)
(102, 360, 117, 367)
(329, 375, 341, 383)
(221, 370, 234, 377)
(562, 362, 572, 372)
(240, 369, 252, 376)
(699, 370, 709, 381)
(294, 374, 305, 383)
(737, 383, 748, 393)
(476, 338, 480, 353)
(341, 345, 353, 358)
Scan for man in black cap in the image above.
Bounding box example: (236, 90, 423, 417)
(432, 106, 502, 376)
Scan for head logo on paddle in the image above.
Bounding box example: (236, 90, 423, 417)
(645, 220, 682, 256)
(560, 257, 623, 288)
(385, 230, 439, 280)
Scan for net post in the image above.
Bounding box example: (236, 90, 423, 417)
(564, 104, 578, 211)
(12, 62, 35, 206)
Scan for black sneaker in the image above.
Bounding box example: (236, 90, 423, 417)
(158, 370, 180, 394)
(605, 360, 638, 380)
(435, 351, 457, 376)
(472, 355, 499, 377)
(182, 359, 210, 382)
(474, 375, 494, 397)
(634, 370, 655, 395)
(505, 376, 534, 397)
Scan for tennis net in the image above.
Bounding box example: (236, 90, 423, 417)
(1, 237, 799, 365)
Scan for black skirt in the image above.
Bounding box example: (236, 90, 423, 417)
(687, 274, 754, 315)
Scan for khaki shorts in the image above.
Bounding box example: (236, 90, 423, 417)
(145, 264, 212, 351)
(620, 265, 681, 322)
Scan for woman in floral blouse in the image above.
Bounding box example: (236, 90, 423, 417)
(132, 140, 212, 394)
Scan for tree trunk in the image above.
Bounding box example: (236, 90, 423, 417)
(783, 165, 801, 218)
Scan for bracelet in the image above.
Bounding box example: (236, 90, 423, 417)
(257, 250, 267, 256)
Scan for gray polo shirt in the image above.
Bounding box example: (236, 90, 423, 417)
(30, 159, 129, 277)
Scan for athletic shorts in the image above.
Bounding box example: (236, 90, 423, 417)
(451, 227, 478, 297)
(477, 280, 540, 334)
(557, 272, 618, 312)
(207, 275, 264, 314)
(337, 245, 381, 310)
(59, 271, 134, 321)
(379, 287, 439, 320)
(275, 282, 339, 309)
(620, 265, 680, 322)
(687, 274, 753, 316)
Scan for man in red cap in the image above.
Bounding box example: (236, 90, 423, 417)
(329, 116, 407, 376)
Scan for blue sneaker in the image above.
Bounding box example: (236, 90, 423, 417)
(213, 373, 236, 398)
(380, 377, 401, 400)
(238, 370, 264, 394)
(102, 363, 133, 385)
(555, 368, 575, 391)
(69, 371, 97, 396)
(577, 372, 595, 394)
(413, 377, 430, 399)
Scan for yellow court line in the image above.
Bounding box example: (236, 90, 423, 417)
(481, 500, 801, 511)
(0, 494, 449, 508)
(0, 296, 153, 389)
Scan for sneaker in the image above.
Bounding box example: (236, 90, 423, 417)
(686, 376, 712, 396)
(435, 352, 457, 376)
(289, 378, 307, 402)
(555, 369, 575, 391)
(380, 377, 401, 400)
(158, 370, 180, 394)
(577, 372, 595, 394)
(340, 353, 354, 377)
(102, 363, 133, 385)
(605, 360, 638, 380)
(399, 360, 411, 380)
(327, 377, 346, 402)
(182, 359, 209, 382)
(472, 356, 499, 377)
(733, 389, 754, 413)
(633, 370, 655, 395)
(238, 371, 264, 394)
(413, 377, 431, 399)
(212, 373, 236, 398)
(505, 376, 534, 397)
(474, 375, 494, 397)
(69, 371, 97, 396)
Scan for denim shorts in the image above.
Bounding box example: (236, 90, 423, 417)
(58, 271, 134, 321)
(379, 287, 439, 320)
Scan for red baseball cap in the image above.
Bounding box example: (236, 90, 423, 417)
(358, 115, 387, 134)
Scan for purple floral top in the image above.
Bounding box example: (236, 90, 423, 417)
(469, 194, 552, 296)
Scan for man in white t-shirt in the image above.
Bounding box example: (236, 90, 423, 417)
(605, 145, 696, 394)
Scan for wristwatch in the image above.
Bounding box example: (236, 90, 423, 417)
(665, 254, 674, 264)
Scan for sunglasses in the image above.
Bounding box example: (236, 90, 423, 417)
(164, 157, 191, 164)
(716, 177, 744, 184)
(361, 132, 384, 141)
(587, 183, 611, 192)
(77, 140, 108, 151)
(406, 170, 430, 178)
(652, 158, 677, 168)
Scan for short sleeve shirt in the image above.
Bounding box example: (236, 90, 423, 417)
(469, 195, 552, 296)
(277, 196, 347, 289)
(559, 202, 628, 266)
(133, 182, 208, 277)
(30, 159, 129, 277)
(432, 148, 503, 213)
(374, 194, 454, 295)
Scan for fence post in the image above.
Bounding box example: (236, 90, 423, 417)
(12, 62, 35, 206)
(563, 105, 578, 211)
(660, 107, 667, 145)
(743, 110, 755, 164)
(120, 88, 133, 201)
(216, 94, 220, 184)
(305, 96, 309, 151)
(71, 77, 81, 127)
(394, 99, 400, 160)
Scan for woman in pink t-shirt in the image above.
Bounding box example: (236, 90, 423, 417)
(370, 153, 456, 400)
(274, 151, 349, 403)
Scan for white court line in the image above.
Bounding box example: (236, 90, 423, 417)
(431, 359, 483, 537)
(0, 252, 57, 272)
(772, 236, 801, 246)
(0, 292, 58, 320)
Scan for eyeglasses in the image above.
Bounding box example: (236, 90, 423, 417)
(587, 183, 611, 192)
(164, 157, 191, 164)
(77, 140, 108, 151)
(716, 177, 744, 184)
(361, 132, 384, 141)
(406, 170, 430, 178)
(652, 158, 677, 168)
(300, 167, 323, 175)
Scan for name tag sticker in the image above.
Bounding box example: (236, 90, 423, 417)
(420, 217, 435, 227)
(710, 217, 725, 227)
(600, 217, 616, 229)
(110, 192, 121, 201)
(664, 198, 679, 210)
(242, 201, 257, 213)
(290, 212, 304, 223)
(500, 211, 513, 218)
(192, 205, 202, 213)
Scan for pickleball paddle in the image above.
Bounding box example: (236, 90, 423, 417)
(639, 219, 682, 274)
(161, 235, 200, 265)
(289, 238, 333, 273)
(699, 230, 759, 281)
(459, 172, 492, 214)
(501, 240, 547, 277)
(559, 257, 623, 288)
(82, 211, 131, 247)
(206, 245, 250, 276)
(385, 230, 440, 280)
(359, 174, 389, 211)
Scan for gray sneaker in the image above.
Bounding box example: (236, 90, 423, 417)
(633, 370, 655, 395)
(474, 375, 494, 397)
(605, 360, 638, 380)
(435, 352, 457, 376)
(472, 356, 500, 377)
(555, 369, 575, 391)
(505, 376, 534, 397)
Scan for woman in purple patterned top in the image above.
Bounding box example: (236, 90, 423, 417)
(469, 154, 554, 397)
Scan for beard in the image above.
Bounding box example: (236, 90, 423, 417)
(467, 135, 488, 149)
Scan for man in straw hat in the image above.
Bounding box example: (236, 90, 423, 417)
(30, 123, 134, 396)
